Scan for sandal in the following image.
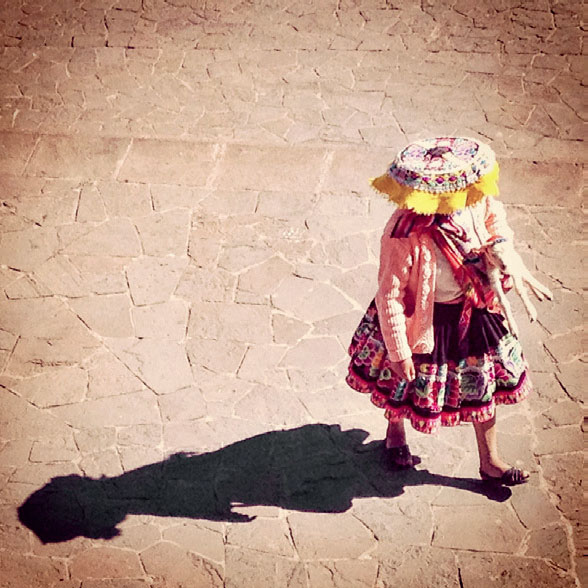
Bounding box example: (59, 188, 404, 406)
(383, 444, 418, 469)
(479, 467, 529, 486)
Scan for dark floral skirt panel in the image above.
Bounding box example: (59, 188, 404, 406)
(346, 300, 531, 434)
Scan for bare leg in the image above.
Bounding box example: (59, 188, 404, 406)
(385, 420, 407, 449)
(473, 413, 528, 478)
(384, 420, 420, 467)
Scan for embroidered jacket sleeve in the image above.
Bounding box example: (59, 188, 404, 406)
(484, 196, 514, 244)
(375, 220, 413, 363)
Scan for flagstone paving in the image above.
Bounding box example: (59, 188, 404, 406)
(0, 1, 584, 587)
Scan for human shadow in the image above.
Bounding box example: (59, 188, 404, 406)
(18, 423, 511, 544)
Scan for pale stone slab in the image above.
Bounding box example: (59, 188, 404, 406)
(0, 551, 68, 588)
(226, 518, 295, 557)
(79, 449, 124, 477)
(162, 417, 269, 454)
(218, 245, 274, 273)
(134, 210, 191, 256)
(106, 338, 193, 395)
(70, 547, 143, 580)
(301, 388, 374, 421)
(188, 235, 221, 268)
(237, 256, 293, 298)
(119, 139, 218, 186)
(256, 190, 315, 218)
(198, 189, 258, 216)
(158, 387, 207, 422)
(118, 445, 163, 471)
(175, 264, 236, 303)
(324, 233, 370, 269)
(64, 218, 142, 257)
(534, 425, 583, 455)
(151, 184, 207, 212)
(86, 351, 145, 399)
(353, 498, 433, 547)
(131, 300, 189, 340)
(97, 181, 153, 218)
(0, 133, 38, 175)
(188, 302, 272, 344)
(321, 147, 396, 193)
(68, 255, 130, 295)
(432, 503, 525, 552)
(0, 226, 59, 271)
(500, 160, 582, 207)
(555, 362, 583, 403)
(216, 144, 327, 191)
(69, 294, 134, 338)
(0, 297, 94, 341)
(26, 135, 130, 179)
(271, 313, 311, 345)
(236, 344, 288, 385)
(280, 337, 344, 369)
(234, 384, 310, 426)
(48, 390, 160, 428)
(9, 461, 80, 485)
(139, 541, 223, 586)
(12, 366, 88, 408)
(32, 256, 88, 298)
(7, 334, 100, 378)
(272, 277, 354, 322)
(76, 183, 107, 222)
(117, 424, 162, 448)
(74, 428, 117, 453)
(525, 524, 572, 570)
(287, 512, 376, 559)
(0, 388, 70, 444)
(225, 547, 305, 588)
(162, 523, 224, 563)
(378, 546, 460, 588)
(103, 520, 161, 552)
(542, 400, 583, 427)
(4, 274, 52, 299)
(457, 552, 576, 588)
(126, 256, 188, 306)
(539, 453, 582, 521)
(306, 560, 379, 588)
(186, 338, 247, 374)
(0, 438, 33, 467)
(73, 580, 148, 588)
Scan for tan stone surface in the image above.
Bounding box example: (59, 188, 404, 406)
(287, 512, 376, 559)
(140, 541, 223, 587)
(71, 546, 143, 580)
(118, 139, 218, 186)
(0, 1, 583, 586)
(106, 338, 193, 395)
(162, 523, 224, 563)
(432, 503, 525, 553)
(26, 135, 130, 180)
(126, 256, 188, 306)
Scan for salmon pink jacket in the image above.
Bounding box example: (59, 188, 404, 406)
(375, 196, 513, 362)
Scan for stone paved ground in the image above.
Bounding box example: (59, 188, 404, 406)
(0, 0, 584, 586)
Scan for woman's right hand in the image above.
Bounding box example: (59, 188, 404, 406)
(391, 358, 416, 382)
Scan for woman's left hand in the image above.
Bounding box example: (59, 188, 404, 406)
(391, 358, 416, 381)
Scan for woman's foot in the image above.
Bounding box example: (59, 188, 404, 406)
(384, 420, 421, 469)
(383, 444, 419, 469)
(473, 415, 529, 486)
(479, 460, 530, 486)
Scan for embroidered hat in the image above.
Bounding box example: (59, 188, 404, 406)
(370, 137, 499, 214)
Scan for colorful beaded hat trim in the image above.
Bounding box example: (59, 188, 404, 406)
(371, 137, 499, 214)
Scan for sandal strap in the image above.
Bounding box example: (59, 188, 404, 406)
(502, 467, 528, 485)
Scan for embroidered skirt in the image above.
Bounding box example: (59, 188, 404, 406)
(346, 300, 531, 434)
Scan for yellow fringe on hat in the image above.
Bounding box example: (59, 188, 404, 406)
(370, 162, 500, 214)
